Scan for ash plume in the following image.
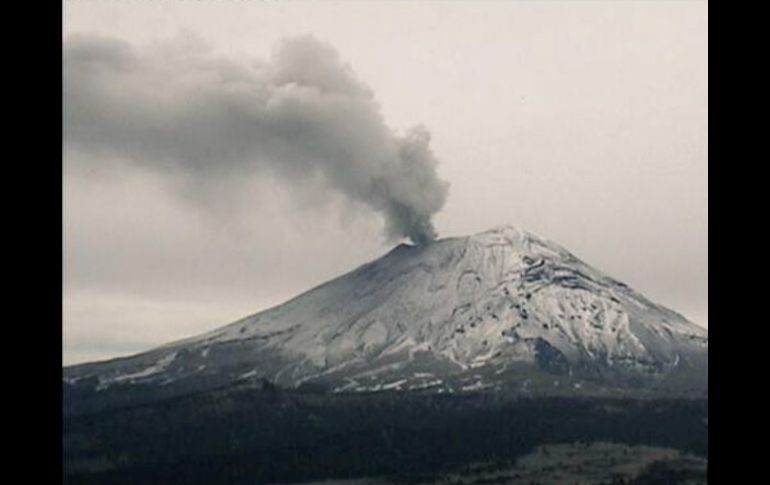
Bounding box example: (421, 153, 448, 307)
(63, 33, 449, 244)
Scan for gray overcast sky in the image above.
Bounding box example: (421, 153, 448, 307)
(63, 0, 708, 366)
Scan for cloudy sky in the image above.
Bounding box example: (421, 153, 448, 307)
(63, 0, 708, 366)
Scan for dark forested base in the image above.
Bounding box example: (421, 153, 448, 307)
(64, 386, 707, 485)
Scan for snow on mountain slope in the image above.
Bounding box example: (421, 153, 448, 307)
(64, 226, 708, 397)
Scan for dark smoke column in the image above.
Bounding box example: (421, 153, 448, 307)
(373, 126, 448, 245)
(63, 34, 450, 244)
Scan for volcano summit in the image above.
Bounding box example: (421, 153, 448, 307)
(64, 225, 707, 403)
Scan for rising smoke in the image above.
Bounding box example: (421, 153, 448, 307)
(63, 33, 449, 244)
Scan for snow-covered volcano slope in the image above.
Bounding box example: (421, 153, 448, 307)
(64, 226, 708, 397)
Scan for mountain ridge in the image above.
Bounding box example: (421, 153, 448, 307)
(64, 225, 707, 401)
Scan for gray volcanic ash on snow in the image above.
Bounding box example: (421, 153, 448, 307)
(63, 34, 448, 244)
(64, 226, 708, 398)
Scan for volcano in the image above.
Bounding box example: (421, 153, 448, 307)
(63, 226, 708, 404)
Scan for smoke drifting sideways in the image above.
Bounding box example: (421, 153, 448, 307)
(63, 33, 449, 245)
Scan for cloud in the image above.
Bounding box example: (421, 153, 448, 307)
(63, 32, 449, 244)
